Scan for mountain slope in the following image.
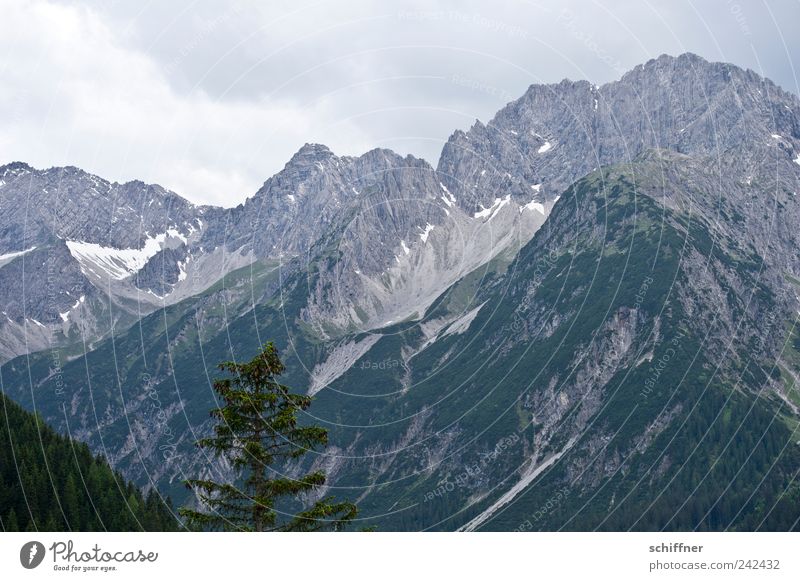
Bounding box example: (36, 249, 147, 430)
(0, 145, 546, 362)
(2, 53, 800, 531)
(301, 151, 800, 531)
(0, 162, 207, 361)
(5, 53, 797, 365)
(5, 150, 799, 530)
(0, 392, 179, 531)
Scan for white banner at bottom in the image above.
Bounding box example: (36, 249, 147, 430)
(1, 532, 796, 580)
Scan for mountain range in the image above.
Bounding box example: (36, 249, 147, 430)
(2, 52, 800, 530)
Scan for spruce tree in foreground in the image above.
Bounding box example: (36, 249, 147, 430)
(179, 342, 357, 531)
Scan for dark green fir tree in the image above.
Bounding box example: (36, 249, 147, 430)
(180, 342, 357, 531)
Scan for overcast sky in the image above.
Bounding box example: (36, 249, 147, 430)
(1, 0, 798, 206)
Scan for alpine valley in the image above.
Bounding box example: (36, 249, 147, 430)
(2, 53, 800, 530)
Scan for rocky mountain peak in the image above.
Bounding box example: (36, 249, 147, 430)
(2, 53, 799, 363)
(438, 51, 800, 215)
(289, 142, 335, 163)
(0, 161, 33, 176)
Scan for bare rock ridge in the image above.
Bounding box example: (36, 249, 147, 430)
(3, 53, 800, 531)
(438, 52, 800, 211)
(0, 52, 798, 360)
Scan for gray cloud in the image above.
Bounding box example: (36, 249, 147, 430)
(1, 0, 798, 206)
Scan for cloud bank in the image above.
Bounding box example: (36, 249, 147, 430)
(1, 0, 798, 206)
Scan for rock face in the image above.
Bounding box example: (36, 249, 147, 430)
(0, 163, 205, 359)
(439, 52, 800, 212)
(3, 53, 800, 531)
(0, 143, 547, 358)
(3, 53, 797, 362)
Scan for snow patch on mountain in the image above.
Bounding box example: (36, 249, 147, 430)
(0, 246, 37, 268)
(59, 295, 85, 322)
(66, 230, 185, 280)
(440, 182, 457, 207)
(419, 223, 434, 243)
(474, 195, 510, 220)
(521, 199, 546, 215)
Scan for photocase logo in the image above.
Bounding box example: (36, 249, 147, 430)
(19, 541, 46, 569)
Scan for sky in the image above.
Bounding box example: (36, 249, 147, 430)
(1, 0, 798, 207)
